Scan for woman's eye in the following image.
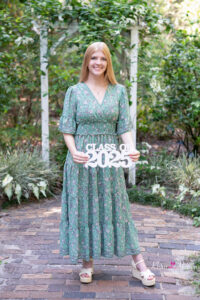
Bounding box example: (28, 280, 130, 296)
(91, 57, 107, 61)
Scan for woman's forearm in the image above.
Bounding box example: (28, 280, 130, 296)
(63, 133, 77, 155)
(120, 131, 136, 151)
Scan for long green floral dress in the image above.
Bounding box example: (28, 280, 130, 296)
(58, 82, 141, 264)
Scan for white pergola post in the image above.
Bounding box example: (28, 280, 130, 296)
(40, 23, 49, 166)
(129, 26, 139, 185)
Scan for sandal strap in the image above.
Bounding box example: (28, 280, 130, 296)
(140, 268, 155, 278)
(133, 259, 144, 266)
(79, 268, 93, 276)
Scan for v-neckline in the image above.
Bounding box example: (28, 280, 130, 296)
(83, 82, 110, 106)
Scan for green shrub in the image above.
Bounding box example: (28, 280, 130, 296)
(136, 142, 176, 188)
(0, 147, 61, 207)
(136, 143, 200, 203)
(170, 153, 200, 191)
(167, 153, 200, 203)
(128, 186, 200, 225)
(132, 143, 200, 226)
(187, 253, 200, 295)
(152, 29, 200, 154)
(50, 132, 68, 170)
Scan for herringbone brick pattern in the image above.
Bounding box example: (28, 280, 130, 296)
(0, 197, 199, 300)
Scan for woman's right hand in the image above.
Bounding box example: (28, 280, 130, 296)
(71, 150, 89, 164)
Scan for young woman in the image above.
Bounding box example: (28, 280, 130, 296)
(58, 41, 155, 286)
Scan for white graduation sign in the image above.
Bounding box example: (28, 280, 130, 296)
(84, 144, 134, 169)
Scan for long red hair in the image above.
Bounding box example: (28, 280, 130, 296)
(79, 42, 118, 84)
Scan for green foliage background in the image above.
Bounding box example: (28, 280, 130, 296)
(0, 0, 199, 155)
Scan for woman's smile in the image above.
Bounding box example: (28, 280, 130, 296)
(88, 50, 108, 76)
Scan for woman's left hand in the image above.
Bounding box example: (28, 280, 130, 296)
(127, 149, 140, 162)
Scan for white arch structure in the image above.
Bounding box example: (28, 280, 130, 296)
(129, 26, 139, 185)
(39, 24, 139, 186)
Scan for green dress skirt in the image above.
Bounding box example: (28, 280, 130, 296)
(58, 82, 141, 264)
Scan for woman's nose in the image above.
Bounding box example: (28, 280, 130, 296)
(96, 58, 102, 64)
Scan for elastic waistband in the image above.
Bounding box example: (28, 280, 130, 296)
(75, 122, 117, 135)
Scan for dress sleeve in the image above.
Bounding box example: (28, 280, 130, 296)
(116, 85, 134, 136)
(58, 86, 77, 134)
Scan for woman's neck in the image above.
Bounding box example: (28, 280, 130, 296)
(86, 74, 108, 86)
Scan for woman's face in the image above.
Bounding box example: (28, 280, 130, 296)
(87, 50, 107, 77)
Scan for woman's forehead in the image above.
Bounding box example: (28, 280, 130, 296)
(91, 50, 106, 57)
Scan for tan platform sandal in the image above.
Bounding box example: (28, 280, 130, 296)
(79, 258, 94, 284)
(132, 258, 156, 286)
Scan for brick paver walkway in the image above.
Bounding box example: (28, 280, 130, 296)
(0, 197, 200, 300)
